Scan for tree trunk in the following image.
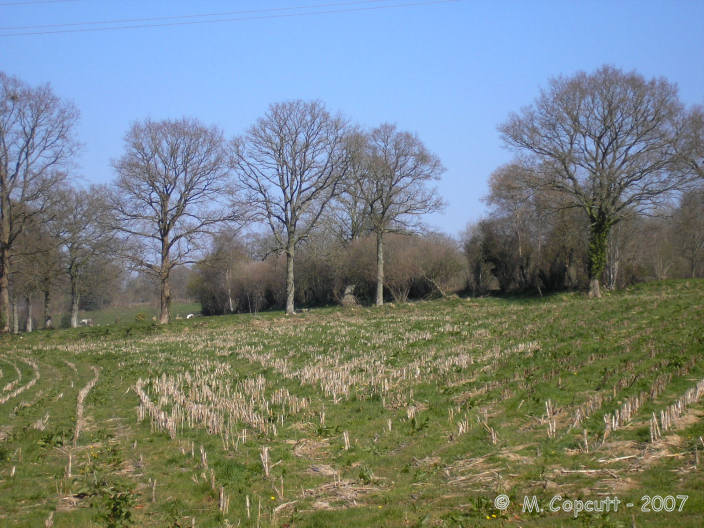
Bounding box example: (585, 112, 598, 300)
(285, 246, 295, 315)
(159, 236, 171, 325)
(376, 230, 384, 307)
(70, 273, 80, 328)
(691, 251, 697, 279)
(43, 289, 52, 329)
(159, 275, 171, 324)
(588, 217, 610, 299)
(536, 225, 543, 297)
(588, 278, 601, 299)
(25, 295, 33, 332)
(12, 298, 18, 334)
(606, 225, 620, 291)
(0, 245, 9, 333)
(0, 175, 10, 334)
(226, 267, 234, 313)
(607, 254, 619, 291)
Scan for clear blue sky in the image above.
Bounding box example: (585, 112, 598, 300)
(2, 0, 703, 236)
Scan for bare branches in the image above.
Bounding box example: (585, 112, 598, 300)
(499, 66, 684, 221)
(676, 105, 704, 182)
(355, 123, 445, 234)
(111, 117, 236, 323)
(230, 100, 351, 314)
(48, 185, 117, 327)
(344, 123, 445, 305)
(0, 72, 78, 332)
(232, 101, 350, 244)
(497, 66, 687, 297)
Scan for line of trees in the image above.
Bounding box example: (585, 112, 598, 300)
(463, 179, 704, 296)
(1, 65, 702, 331)
(190, 229, 466, 315)
(0, 74, 446, 329)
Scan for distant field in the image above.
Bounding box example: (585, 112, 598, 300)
(78, 302, 201, 326)
(1, 280, 703, 527)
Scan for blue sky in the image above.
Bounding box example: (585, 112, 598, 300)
(2, 0, 703, 236)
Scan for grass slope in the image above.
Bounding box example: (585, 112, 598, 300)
(0, 280, 703, 527)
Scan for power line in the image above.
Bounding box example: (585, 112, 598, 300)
(0, 0, 459, 37)
(0, 0, 401, 30)
(0, 0, 79, 6)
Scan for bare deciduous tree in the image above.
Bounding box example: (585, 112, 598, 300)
(50, 185, 115, 327)
(499, 66, 685, 298)
(326, 132, 373, 243)
(0, 72, 78, 332)
(328, 186, 371, 243)
(403, 232, 465, 298)
(231, 100, 351, 315)
(485, 163, 538, 291)
(354, 124, 444, 306)
(672, 188, 704, 278)
(192, 230, 249, 314)
(678, 105, 704, 180)
(111, 118, 235, 324)
(9, 215, 59, 331)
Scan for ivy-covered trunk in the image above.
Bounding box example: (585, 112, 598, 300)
(588, 214, 611, 298)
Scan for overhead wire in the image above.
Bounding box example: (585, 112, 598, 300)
(0, 0, 404, 30)
(0, 0, 79, 6)
(0, 0, 459, 37)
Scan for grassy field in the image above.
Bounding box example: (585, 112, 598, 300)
(1, 280, 703, 527)
(77, 302, 201, 327)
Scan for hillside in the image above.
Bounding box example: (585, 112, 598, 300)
(1, 280, 703, 527)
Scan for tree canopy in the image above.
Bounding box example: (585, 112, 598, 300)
(111, 117, 235, 323)
(499, 65, 686, 297)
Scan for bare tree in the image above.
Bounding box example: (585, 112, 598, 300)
(36, 228, 64, 328)
(485, 163, 538, 291)
(195, 229, 248, 314)
(325, 131, 373, 243)
(677, 105, 704, 180)
(111, 118, 235, 324)
(50, 185, 115, 327)
(354, 124, 444, 306)
(0, 72, 78, 332)
(231, 100, 351, 314)
(499, 66, 685, 297)
(672, 188, 704, 278)
(417, 233, 466, 297)
(328, 186, 371, 243)
(9, 214, 55, 331)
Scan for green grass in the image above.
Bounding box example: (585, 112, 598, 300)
(1, 280, 703, 527)
(77, 301, 201, 326)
